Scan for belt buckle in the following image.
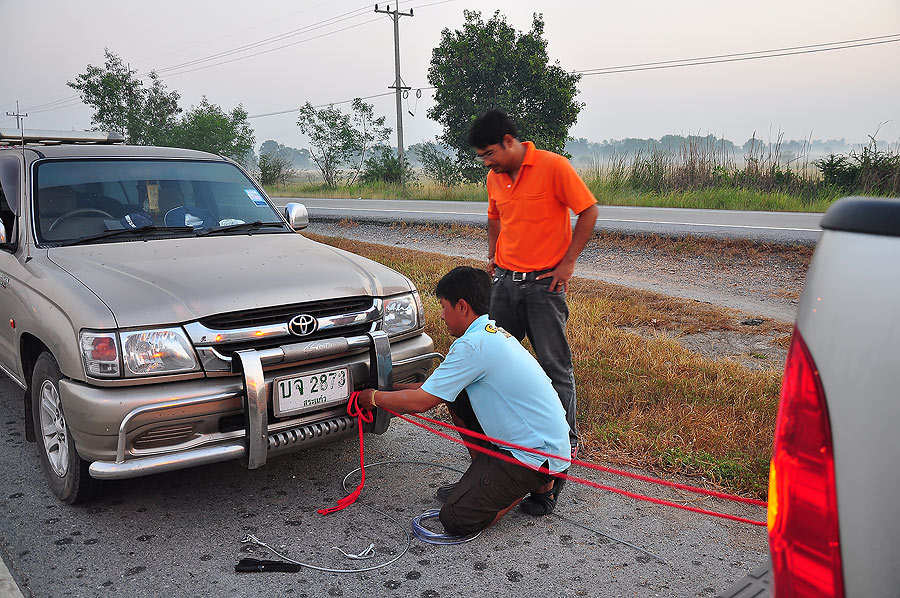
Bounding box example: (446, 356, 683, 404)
(512, 271, 526, 282)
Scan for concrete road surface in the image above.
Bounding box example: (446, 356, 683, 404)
(0, 377, 767, 598)
(273, 197, 823, 244)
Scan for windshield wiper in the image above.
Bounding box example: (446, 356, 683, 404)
(65, 225, 196, 246)
(196, 221, 287, 236)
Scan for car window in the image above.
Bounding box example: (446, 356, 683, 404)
(33, 159, 285, 244)
(0, 155, 19, 244)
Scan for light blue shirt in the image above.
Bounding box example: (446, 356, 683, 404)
(421, 314, 570, 472)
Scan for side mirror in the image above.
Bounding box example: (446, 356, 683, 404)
(283, 202, 309, 231)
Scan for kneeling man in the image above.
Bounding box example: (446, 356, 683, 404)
(358, 266, 570, 535)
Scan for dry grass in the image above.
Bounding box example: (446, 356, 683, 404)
(307, 233, 782, 498)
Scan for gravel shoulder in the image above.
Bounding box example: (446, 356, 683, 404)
(306, 218, 810, 371)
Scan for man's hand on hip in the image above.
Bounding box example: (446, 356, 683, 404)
(537, 259, 575, 292)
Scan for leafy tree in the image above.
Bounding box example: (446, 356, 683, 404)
(163, 97, 254, 162)
(296, 99, 390, 187)
(360, 146, 415, 185)
(258, 153, 295, 187)
(415, 140, 462, 187)
(68, 48, 181, 145)
(427, 10, 582, 181)
(260, 140, 311, 169)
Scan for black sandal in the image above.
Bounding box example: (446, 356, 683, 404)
(519, 475, 566, 516)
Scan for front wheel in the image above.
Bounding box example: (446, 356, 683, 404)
(32, 352, 101, 503)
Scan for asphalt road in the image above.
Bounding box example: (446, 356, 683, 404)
(0, 376, 767, 598)
(273, 197, 823, 244)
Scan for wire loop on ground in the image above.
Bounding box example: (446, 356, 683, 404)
(411, 509, 482, 545)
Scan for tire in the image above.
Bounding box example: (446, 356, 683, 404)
(31, 352, 101, 503)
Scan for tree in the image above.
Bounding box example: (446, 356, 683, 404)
(360, 146, 415, 185)
(260, 140, 311, 169)
(258, 153, 295, 187)
(68, 49, 180, 145)
(415, 140, 462, 187)
(427, 10, 582, 181)
(163, 97, 255, 162)
(296, 99, 390, 187)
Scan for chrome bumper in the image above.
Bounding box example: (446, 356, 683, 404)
(88, 331, 441, 480)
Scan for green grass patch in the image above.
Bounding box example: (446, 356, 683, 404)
(265, 178, 845, 212)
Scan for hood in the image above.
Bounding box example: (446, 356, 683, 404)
(47, 233, 413, 328)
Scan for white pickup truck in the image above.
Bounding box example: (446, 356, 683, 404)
(721, 195, 900, 598)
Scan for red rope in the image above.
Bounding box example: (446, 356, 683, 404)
(382, 407, 767, 527)
(392, 409, 767, 508)
(317, 391, 372, 515)
(317, 392, 766, 527)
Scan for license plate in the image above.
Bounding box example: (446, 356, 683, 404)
(273, 367, 350, 417)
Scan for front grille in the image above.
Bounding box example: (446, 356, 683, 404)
(133, 424, 197, 450)
(200, 296, 373, 330)
(214, 322, 374, 354)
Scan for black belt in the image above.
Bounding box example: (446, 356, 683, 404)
(496, 267, 554, 282)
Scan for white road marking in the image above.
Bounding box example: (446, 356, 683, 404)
(0, 556, 25, 598)
(304, 206, 821, 232)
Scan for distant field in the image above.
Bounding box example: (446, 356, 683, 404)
(265, 179, 838, 212)
(264, 139, 898, 212)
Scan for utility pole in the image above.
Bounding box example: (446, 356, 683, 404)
(6, 101, 28, 146)
(374, 3, 413, 186)
(6, 101, 27, 130)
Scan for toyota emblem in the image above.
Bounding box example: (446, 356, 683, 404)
(289, 314, 319, 336)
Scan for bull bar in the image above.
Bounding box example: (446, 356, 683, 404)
(88, 331, 441, 480)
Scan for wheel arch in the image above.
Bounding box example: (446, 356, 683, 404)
(20, 333, 51, 442)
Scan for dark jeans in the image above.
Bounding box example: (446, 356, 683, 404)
(490, 269, 578, 446)
(440, 393, 553, 535)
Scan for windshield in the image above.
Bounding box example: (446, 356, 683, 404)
(34, 159, 287, 244)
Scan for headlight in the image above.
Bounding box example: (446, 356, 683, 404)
(80, 331, 120, 377)
(383, 291, 422, 336)
(120, 328, 198, 376)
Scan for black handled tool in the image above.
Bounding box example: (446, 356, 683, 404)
(235, 558, 303, 573)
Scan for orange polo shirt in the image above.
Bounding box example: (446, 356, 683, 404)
(487, 141, 597, 272)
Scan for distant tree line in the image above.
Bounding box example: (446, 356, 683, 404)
(565, 135, 857, 165)
(68, 49, 254, 164)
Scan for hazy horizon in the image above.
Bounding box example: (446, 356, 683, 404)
(3, 0, 898, 153)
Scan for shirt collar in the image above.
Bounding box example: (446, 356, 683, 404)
(520, 141, 536, 167)
(463, 313, 491, 336)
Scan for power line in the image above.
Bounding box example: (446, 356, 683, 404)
(248, 91, 396, 118)
(576, 33, 900, 76)
(159, 0, 452, 77)
(19, 0, 454, 116)
(151, 5, 375, 76)
(246, 32, 897, 121)
(20, 2, 380, 114)
(133, 0, 346, 65)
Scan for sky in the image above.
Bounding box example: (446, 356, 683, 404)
(2, 0, 899, 154)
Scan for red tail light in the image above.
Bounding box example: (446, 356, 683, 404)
(768, 327, 844, 597)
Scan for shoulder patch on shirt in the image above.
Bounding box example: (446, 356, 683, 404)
(485, 323, 512, 338)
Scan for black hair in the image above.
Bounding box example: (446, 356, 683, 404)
(434, 266, 491, 315)
(466, 109, 518, 149)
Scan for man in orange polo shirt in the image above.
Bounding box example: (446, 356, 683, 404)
(467, 110, 598, 514)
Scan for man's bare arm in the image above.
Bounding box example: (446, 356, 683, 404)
(537, 204, 598, 292)
(487, 217, 501, 276)
(357, 386, 442, 414)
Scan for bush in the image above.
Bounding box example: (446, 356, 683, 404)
(257, 153, 294, 187)
(416, 141, 462, 187)
(815, 142, 900, 196)
(360, 146, 415, 184)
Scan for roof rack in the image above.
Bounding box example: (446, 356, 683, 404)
(0, 128, 125, 146)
